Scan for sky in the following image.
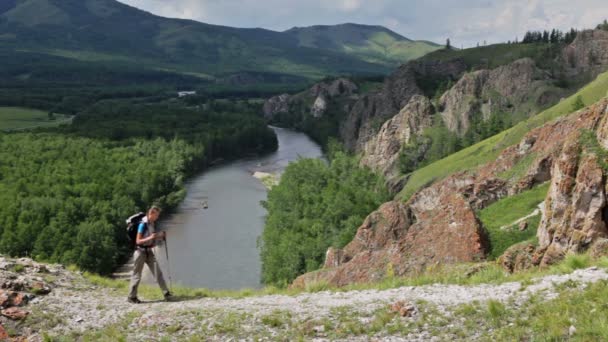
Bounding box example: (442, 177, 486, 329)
(117, 0, 608, 48)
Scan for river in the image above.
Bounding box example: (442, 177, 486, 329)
(143, 127, 323, 290)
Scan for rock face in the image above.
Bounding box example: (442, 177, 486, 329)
(262, 94, 290, 119)
(439, 58, 554, 135)
(562, 29, 608, 77)
(262, 78, 358, 120)
(292, 99, 608, 288)
(360, 95, 434, 177)
(536, 102, 608, 266)
(340, 59, 467, 151)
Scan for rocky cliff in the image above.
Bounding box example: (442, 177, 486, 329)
(439, 58, 557, 135)
(358, 31, 608, 180)
(359, 95, 434, 178)
(562, 29, 608, 78)
(292, 99, 608, 288)
(263, 78, 359, 120)
(340, 59, 467, 151)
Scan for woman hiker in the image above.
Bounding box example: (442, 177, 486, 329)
(128, 206, 173, 303)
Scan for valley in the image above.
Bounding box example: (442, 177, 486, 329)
(1, 0, 608, 340)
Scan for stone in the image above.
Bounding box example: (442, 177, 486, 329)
(519, 221, 528, 231)
(389, 301, 417, 317)
(0, 324, 8, 340)
(1, 307, 28, 320)
(498, 242, 539, 273)
(30, 281, 51, 295)
(589, 238, 608, 259)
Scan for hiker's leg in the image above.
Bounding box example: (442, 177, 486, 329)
(145, 250, 169, 294)
(128, 250, 145, 298)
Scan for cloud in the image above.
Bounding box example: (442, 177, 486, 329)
(117, 0, 608, 47)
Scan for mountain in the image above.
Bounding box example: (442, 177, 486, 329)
(285, 23, 441, 67)
(0, 0, 440, 81)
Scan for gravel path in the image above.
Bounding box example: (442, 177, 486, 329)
(25, 266, 608, 341)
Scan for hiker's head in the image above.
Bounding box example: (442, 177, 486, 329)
(148, 206, 161, 222)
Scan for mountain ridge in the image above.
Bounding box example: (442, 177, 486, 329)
(0, 0, 441, 80)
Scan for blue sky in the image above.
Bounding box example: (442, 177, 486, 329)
(118, 0, 608, 47)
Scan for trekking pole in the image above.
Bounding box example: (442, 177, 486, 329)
(164, 235, 173, 292)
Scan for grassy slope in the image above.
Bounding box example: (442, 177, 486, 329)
(0, 107, 71, 130)
(398, 71, 608, 201)
(478, 183, 549, 259)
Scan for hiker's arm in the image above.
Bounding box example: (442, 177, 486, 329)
(136, 232, 157, 245)
(135, 231, 165, 245)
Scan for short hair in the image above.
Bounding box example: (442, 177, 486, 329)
(149, 205, 162, 213)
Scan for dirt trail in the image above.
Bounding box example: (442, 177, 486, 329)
(20, 265, 608, 341)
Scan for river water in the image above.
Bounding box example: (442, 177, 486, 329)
(144, 127, 323, 290)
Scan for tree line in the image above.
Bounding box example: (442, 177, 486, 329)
(521, 28, 578, 45)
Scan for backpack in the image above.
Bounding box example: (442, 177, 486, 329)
(126, 212, 147, 249)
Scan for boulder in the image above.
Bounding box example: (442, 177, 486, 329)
(497, 242, 540, 273)
(1, 307, 28, 320)
(389, 301, 417, 317)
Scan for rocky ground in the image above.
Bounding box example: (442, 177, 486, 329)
(1, 255, 607, 341)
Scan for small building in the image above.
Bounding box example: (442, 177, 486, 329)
(178, 91, 197, 97)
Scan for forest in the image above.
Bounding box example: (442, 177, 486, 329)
(259, 143, 390, 286)
(0, 98, 277, 275)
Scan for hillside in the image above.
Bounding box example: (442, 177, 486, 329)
(0, 0, 438, 81)
(3, 254, 608, 340)
(285, 23, 441, 67)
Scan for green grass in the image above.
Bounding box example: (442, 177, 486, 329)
(0, 107, 72, 131)
(398, 70, 608, 201)
(478, 183, 550, 259)
(479, 270, 608, 340)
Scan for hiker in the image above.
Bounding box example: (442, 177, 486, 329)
(127, 206, 173, 303)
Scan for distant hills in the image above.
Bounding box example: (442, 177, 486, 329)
(285, 23, 440, 67)
(0, 0, 441, 81)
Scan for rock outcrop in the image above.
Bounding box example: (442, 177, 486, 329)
(360, 95, 434, 177)
(562, 29, 608, 78)
(439, 58, 554, 135)
(293, 99, 608, 288)
(262, 93, 290, 119)
(535, 102, 608, 266)
(340, 59, 467, 151)
(262, 78, 358, 120)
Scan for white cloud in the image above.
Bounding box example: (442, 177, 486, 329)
(117, 0, 608, 47)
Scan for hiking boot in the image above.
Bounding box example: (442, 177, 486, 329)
(127, 297, 141, 304)
(164, 291, 173, 302)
